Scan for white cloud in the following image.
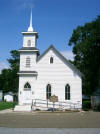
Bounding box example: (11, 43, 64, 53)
(61, 50, 74, 61)
(12, 0, 35, 11)
(0, 62, 9, 74)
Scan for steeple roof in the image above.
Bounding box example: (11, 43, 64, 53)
(21, 9, 38, 37)
(28, 8, 34, 32)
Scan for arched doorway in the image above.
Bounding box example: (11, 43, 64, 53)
(23, 82, 32, 104)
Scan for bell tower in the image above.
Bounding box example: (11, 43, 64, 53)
(18, 9, 39, 72)
(18, 9, 39, 106)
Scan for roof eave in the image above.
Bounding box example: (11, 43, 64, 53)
(18, 72, 38, 76)
(18, 50, 39, 52)
(21, 32, 38, 38)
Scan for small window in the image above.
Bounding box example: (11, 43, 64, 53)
(24, 82, 31, 91)
(27, 40, 31, 46)
(50, 57, 53, 64)
(46, 84, 51, 99)
(26, 57, 30, 68)
(65, 84, 70, 100)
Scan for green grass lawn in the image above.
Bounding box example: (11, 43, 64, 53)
(0, 101, 17, 111)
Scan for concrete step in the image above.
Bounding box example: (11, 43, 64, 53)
(14, 105, 32, 112)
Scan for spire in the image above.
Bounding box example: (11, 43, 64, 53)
(28, 8, 34, 32)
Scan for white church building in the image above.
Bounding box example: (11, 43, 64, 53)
(14, 11, 82, 111)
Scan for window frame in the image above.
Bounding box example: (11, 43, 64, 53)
(50, 57, 53, 64)
(27, 40, 31, 47)
(46, 84, 51, 100)
(24, 82, 31, 91)
(65, 84, 70, 100)
(26, 57, 31, 68)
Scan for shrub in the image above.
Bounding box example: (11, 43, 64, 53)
(82, 100, 91, 111)
(0, 101, 17, 111)
(93, 104, 100, 111)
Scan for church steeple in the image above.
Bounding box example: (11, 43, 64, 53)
(28, 8, 34, 32)
(21, 9, 38, 48)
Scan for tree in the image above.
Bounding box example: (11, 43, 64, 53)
(68, 16, 100, 95)
(0, 50, 19, 93)
(8, 50, 19, 71)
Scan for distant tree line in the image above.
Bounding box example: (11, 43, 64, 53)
(0, 16, 100, 95)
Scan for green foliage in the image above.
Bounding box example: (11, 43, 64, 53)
(0, 50, 19, 93)
(93, 104, 100, 111)
(0, 101, 17, 111)
(82, 100, 91, 111)
(8, 50, 19, 70)
(68, 16, 100, 95)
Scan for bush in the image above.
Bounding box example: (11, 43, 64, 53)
(82, 100, 91, 111)
(35, 108, 41, 111)
(93, 104, 100, 111)
(0, 101, 17, 111)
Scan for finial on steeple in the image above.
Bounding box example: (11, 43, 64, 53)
(28, 7, 34, 32)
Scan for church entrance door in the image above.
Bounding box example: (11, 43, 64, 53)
(23, 82, 32, 104)
(23, 90, 32, 104)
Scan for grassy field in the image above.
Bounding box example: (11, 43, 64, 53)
(0, 101, 17, 111)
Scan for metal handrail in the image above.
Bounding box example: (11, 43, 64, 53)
(31, 98, 81, 110)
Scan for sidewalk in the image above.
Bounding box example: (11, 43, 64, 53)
(0, 109, 13, 114)
(0, 128, 100, 134)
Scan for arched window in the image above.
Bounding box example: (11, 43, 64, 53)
(27, 40, 31, 46)
(24, 82, 31, 90)
(50, 57, 53, 64)
(65, 84, 70, 100)
(26, 57, 30, 68)
(46, 84, 51, 99)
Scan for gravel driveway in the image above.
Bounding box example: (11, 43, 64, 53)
(0, 111, 100, 128)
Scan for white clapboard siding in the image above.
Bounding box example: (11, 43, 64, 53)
(18, 46, 82, 109)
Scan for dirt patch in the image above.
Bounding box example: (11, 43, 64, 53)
(0, 111, 100, 128)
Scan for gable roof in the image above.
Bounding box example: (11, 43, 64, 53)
(37, 45, 82, 77)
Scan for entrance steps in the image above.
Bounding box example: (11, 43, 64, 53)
(14, 105, 31, 112)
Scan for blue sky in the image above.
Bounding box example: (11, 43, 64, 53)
(0, 0, 100, 71)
